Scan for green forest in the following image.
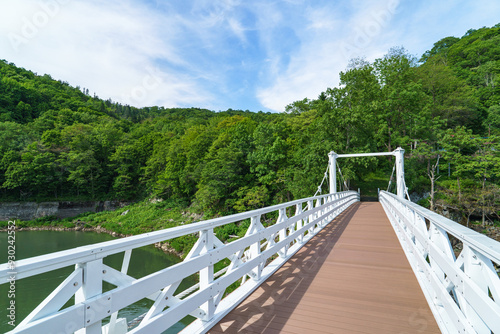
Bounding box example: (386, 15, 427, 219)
(1, 24, 500, 229)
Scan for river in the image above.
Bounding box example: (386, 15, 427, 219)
(0, 230, 196, 333)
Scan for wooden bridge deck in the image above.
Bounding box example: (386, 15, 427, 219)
(208, 202, 441, 334)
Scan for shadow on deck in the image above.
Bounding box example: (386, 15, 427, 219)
(208, 202, 440, 334)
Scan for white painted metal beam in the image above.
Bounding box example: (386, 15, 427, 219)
(333, 147, 406, 199)
(328, 151, 337, 194)
(394, 147, 405, 199)
(336, 151, 395, 158)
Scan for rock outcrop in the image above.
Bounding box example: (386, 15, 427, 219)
(0, 201, 131, 221)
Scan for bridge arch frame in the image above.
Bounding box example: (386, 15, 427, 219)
(328, 147, 406, 198)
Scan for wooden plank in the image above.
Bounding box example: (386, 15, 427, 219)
(207, 202, 441, 333)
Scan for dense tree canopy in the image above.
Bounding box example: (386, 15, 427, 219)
(1, 24, 500, 223)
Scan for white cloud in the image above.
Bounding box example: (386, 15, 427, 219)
(253, 0, 498, 112)
(388, 0, 500, 57)
(228, 17, 247, 44)
(256, 1, 400, 112)
(0, 0, 213, 107)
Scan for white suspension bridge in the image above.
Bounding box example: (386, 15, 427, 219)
(1, 148, 499, 333)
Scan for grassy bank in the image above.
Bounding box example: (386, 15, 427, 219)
(0, 198, 256, 257)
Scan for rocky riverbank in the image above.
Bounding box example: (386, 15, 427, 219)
(0, 200, 132, 221)
(470, 224, 500, 242)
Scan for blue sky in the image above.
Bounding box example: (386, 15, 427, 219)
(1, 0, 499, 112)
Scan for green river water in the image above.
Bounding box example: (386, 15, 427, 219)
(0, 230, 196, 333)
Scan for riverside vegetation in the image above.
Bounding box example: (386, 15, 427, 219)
(1, 24, 500, 255)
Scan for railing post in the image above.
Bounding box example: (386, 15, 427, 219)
(307, 200, 314, 235)
(108, 250, 131, 334)
(327, 195, 334, 220)
(315, 198, 322, 227)
(75, 259, 104, 334)
(277, 208, 289, 257)
(295, 203, 304, 244)
(333, 193, 339, 216)
(200, 229, 215, 321)
(249, 215, 264, 280)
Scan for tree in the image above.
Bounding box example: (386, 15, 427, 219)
(60, 124, 102, 198)
(247, 123, 288, 194)
(195, 116, 255, 211)
(232, 185, 269, 212)
(441, 127, 500, 225)
(417, 56, 480, 130)
(374, 47, 430, 151)
(110, 143, 143, 199)
(2, 143, 60, 199)
(325, 61, 379, 152)
(420, 36, 459, 63)
(196, 145, 244, 210)
(411, 142, 441, 211)
(65, 150, 100, 198)
(484, 105, 500, 135)
(0, 122, 32, 154)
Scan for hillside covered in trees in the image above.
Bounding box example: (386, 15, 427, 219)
(1, 24, 500, 225)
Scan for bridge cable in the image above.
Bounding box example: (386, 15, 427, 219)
(386, 161, 412, 201)
(403, 177, 411, 201)
(336, 161, 348, 191)
(386, 163, 396, 192)
(405, 185, 411, 201)
(313, 164, 329, 196)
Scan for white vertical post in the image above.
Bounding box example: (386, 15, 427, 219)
(249, 215, 263, 280)
(108, 250, 131, 334)
(200, 229, 214, 320)
(295, 204, 304, 244)
(277, 208, 288, 257)
(328, 151, 338, 194)
(394, 147, 405, 199)
(75, 259, 103, 334)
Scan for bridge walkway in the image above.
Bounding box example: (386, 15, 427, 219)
(207, 202, 441, 333)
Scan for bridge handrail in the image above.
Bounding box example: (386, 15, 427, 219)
(0, 192, 342, 283)
(1, 190, 359, 334)
(381, 191, 500, 263)
(379, 190, 500, 334)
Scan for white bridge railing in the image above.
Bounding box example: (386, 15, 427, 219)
(0, 190, 359, 334)
(380, 190, 500, 334)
